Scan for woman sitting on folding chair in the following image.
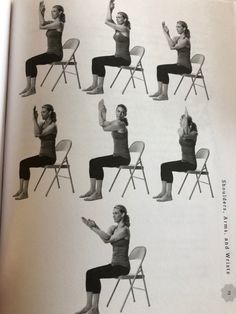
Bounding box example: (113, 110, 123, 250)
(153, 109, 197, 202)
(13, 105, 57, 200)
(150, 21, 192, 101)
(80, 99, 130, 201)
(77, 205, 130, 314)
(83, 0, 131, 95)
(19, 1, 65, 97)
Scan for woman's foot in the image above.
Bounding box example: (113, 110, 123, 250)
(19, 87, 30, 95)
(15, 192, 28, 200)
(156, 194, 172, 202)
(21, 88, 36, 97)
(84, 192, 102, 201)
(87, 308, 99, 314)
(87, 87, 104, 95)
(75, 306, 92, 314)
(152, 192, 165, 199)
(153, 94, 168, 101)
(79, 191, 95, 198)
(12, 190, 23, 197)
(149, 91, 162, 98)
(82, 85, 97, 92)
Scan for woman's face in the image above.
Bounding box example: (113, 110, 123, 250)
(41, 107, 50, 120)
(180, 115, 187, 127)
(176, 23, 185, 35)
(116, 13, 126, 25)
(116, 106, 126, 120)
(51, 7, 60, 19)
(113, 207, 124, 223)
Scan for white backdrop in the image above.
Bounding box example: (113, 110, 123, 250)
(0, 0, 236, 314)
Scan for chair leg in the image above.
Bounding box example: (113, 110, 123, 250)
(51, 64, 68, 92)
(178, 173, 189, 194)
(121, 168, 136, 197)
(107, 279, 121, 307)
(34, 168, 47, 191)
(109, 168, 121, 192)
(129, 279, 136, 302)
(174, 75, 185, 95)
(45, 167, 61, 197)
(196, 174, 201, 193)
(55, 168, 60, 188)
(202, 77, 210, 100)
(122, 69, 136, 94)
(62, 65, 67, 83)
(40, 65, 54, 87)
(142, 276, 151, 307)
(129, 169, 136, 190)
(141, 70, 149, 94)
(207, 173, 214, 198)
(74, 62, 81, 89)
(184, 76, 198, 101)
(110, 68, 122, 88)
(191, 77, 197, 95)
(67, 165, 75, 193)
(189, 173, 202, 200)
(120, 277, 136, 312)
(130, 70, 136, 88)
(141, 166, 149, 194)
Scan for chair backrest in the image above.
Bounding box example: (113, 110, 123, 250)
(129, 141, 145, 165)
(130, 46, 145, 58)
(63, 38, 80, 51)
(129, 246, 146, 261)
(55, 139, 72, 163)
(191, 54, 205, 65)
(196, 148, 210, 170)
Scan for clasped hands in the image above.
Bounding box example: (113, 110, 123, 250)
(82, 217, 97, 229)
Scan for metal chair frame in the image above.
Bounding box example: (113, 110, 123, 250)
(34, 139, 75, 197)
(109, 141, 149, 197)
(178, 148, 214, 200)
(107, 246, 151, 312)
(174, 54, 209, 101)
(40, 38, 81, 91)
(110, 46, 148, 94)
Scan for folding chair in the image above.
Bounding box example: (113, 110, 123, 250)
(40, 38, 81, 91)
(34, 139, 75, 197)
(110, 46, 148, 94)
(109, 141, 149, 197)
(174, 54, 209, 100)
(178, 148, 214, 200)
(107, 246, 151, 312)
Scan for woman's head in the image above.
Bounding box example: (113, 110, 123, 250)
(180, 114, 197, 132)
(176, 21, 190, 38)
(116, 104, 128, 126)
(42, 104, 57, 122)
(117, 12, 131, 29)
(113, 205, 130, 227)
(52, 5, 65, 23)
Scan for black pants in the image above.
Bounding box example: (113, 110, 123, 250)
(19, 155, 56, 180)
(157, 63, 192, 84)
(89, 155, 130, 180)
(92, 55, 131, 77)
(26, 53, 62, 77)
(86, 264, 130, 294)
(161, 160, 196, 183)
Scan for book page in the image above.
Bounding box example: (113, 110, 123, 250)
(0, 0, 236, 314)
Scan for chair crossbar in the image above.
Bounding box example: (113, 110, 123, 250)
(132, 176, 145, 180)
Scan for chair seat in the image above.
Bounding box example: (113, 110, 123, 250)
(45, 164, 70, 169)
(119, 165, 143, 170)
(52, 61, 77, 65)
(187, 170, 209, 175)
(183, 73, 204, 78)
(118, 274, 144, 279)
(121, 66, 143, 71)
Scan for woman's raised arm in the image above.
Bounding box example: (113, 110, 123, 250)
(105, 0, 129, 34)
